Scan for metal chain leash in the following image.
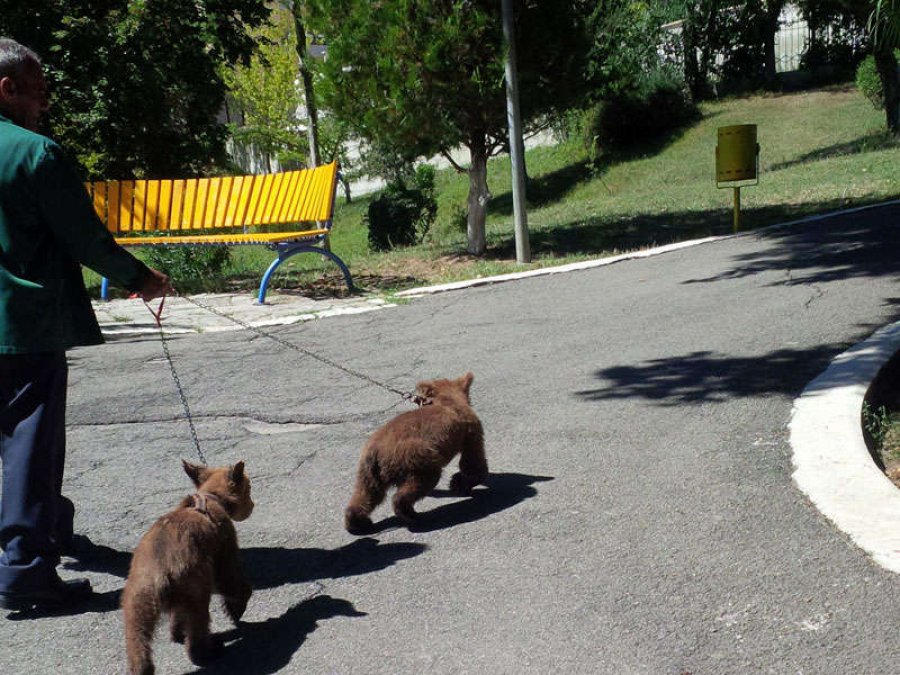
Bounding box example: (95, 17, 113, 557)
(157, 325, 207, 465)
(177, 293, 420, 403)
(144, 294, 207, 465)
(141, 290, 423, 465)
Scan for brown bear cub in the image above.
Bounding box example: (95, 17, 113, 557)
(122, 460, 254, 675)
(345, 372, 487, 534)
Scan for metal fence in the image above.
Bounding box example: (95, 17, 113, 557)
(662, 3, 868, 76)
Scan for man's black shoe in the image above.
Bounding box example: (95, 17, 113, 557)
(0, 576, 92, 612)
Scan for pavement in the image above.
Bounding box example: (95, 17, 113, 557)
(92, 290, 399, 340)
(4, 200, 898, 673)
(92, 205, 900, 580)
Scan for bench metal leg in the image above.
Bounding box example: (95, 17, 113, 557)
(100, 277, 110, 301)
(257, 245, 355, 304)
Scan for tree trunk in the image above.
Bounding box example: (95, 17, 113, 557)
(339, 173, 352, 204)
(874, 47, 900, 134)
(292, 4, 320, 168)
(682, 22, 703, 101)
(763, 8, 779, 85)
(465, 143, 490, 256)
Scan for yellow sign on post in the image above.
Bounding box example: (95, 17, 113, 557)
(715, 124, 759, 232)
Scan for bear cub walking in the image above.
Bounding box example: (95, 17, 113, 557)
(345, 372, 487, 534)
(122, 460, 254, 675)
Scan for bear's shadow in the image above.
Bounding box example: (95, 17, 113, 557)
(372, 471, 554, 534)
(186, 593, 366, 675)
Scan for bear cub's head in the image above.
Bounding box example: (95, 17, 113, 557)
(182, 460, 255, 521)
(414, 372, 474, 407)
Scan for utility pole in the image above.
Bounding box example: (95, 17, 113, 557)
(501, 0, 530, 263)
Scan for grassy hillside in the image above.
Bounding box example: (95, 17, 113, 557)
(89, 85, 900, 296)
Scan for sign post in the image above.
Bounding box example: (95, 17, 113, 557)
(715, 125, 760, 232)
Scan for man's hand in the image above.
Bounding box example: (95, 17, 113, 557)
(138, 267, 173, 301)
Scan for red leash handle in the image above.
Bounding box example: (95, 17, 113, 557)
(141, 292, 167, 328)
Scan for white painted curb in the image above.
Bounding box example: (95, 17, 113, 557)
(395, 237, 724, 297)
(395, 199, 900, 299)
(790, 321, 900, 574)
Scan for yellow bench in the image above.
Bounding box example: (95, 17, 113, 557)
(85, 161, 353, 303)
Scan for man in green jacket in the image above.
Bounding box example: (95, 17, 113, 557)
(0, 39, 171, 612)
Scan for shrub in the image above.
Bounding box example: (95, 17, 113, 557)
(857, 54, 885, 109)
(365, 165, 438, 252)
(143, 245, 232, 293)
(594, 68, 701, 152)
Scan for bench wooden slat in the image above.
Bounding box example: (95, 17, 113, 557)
(120, 181, 134, 231)
(91, 182, 108, 224)
(232, 175, 254, 229)
(270, 172, 292, 224)
(201, 178, 219, 229)
(133, 180, 147, 231)
(157, 180, 173, 230)
(279, 170, 301, 223)
(211, 176, 232, 228)
(145, 179, 160, 230)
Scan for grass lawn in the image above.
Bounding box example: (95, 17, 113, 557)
(87, 84, 900, 298)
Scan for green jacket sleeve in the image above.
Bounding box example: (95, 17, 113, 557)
(32, 142, 151, 291)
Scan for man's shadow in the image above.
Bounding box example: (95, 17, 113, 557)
(369, 471, 554, 534)
(188, 593, 366, 675)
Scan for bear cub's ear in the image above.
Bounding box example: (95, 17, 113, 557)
(183, 460, 206, 487)
(230, 461, 246, 485)
(458, 372, 474, 395)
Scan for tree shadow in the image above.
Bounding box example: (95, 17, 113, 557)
(768, 132, 898, 172)
(683, 203, 900, 286)
(489, 160, 595, 216)
(489, 117, 708, 219)
(242, 537, 427, 591)
(576, 306, 900, 406)
(366, 472, 554, 534)
(488, 196, 900, 262)
(188, 594, 366, 675)
(577, 346, 846, 406)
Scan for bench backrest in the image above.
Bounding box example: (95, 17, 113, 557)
(85, 161, 338, 235)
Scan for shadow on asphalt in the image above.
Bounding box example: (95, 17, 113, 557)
(189, 594, 366, 675)
(242, 537, 428, 591)
(578, 209, 900, 406)
(578, 345, 844, 405)
(368, 472, 554, 534)
(682, 208, 900, 287)
(2, 588, 122, 621)
(63, 535, 132, 577)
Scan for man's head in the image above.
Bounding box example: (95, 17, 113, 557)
(0, 39, 48, 132)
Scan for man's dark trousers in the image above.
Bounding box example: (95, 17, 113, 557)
(0, 351, 71, 593)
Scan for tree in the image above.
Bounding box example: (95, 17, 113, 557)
(306, 0, 597, 256)
(869, 0, 900, 131)
(801, 0, 898, 132)
(223, 5, 308, 171)
(0, 0, 271, 179)
(289, 1, 321, 167)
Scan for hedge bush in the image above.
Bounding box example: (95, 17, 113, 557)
(594, 68, 701, 152)
(365, 164, 437, 252)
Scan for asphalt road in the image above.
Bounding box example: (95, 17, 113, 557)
(3, 204, 900, 674)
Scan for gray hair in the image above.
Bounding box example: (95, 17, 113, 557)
(0, 39, 41, 81)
